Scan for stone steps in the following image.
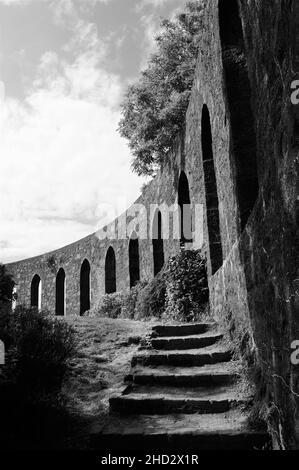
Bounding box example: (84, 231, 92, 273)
(92, 321, 269, 450)
(110, 384, 248, 414)
(125, 363, 238, 386)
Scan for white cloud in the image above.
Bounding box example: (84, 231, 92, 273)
(139, 0, 178, 8)
(0, 0, 32, 4)
(0, 0, 110, 4)
(0, 3, 144, 263)
(138, 0, 180, 70)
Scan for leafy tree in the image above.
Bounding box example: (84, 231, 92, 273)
(0, 264, 15, 348)
(118, 1, 204, 176)
(0, 264, 14, 303)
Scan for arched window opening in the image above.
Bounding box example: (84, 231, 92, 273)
(152, 210, 165, 276)
(201, 105, 223, 275)
(219, 0, 259, 230)
(31, 274, 42, 310)
(129, 235, 140, 288)
(56, 268, 66, 316)
(80, 259, 90, 315)
(178, 171, 192, 245)
(105, 246, 116, 294)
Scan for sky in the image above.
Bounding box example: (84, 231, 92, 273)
(0, 0, 183, 263)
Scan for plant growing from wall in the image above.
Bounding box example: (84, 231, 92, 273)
(118, 1, 204, 176)
(46, 255, 57, 274)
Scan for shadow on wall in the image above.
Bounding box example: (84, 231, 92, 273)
(219, 0, 259, 231)
(201, 104, 223, 275)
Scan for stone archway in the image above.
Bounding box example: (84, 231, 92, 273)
(105, 246, 116, 294)
(129, 235, 140, 288)
(31, 274, 42, 309)
(80, 259, 90, 315)
(55, 268, 66, 316)
(152, 209, 165, 276)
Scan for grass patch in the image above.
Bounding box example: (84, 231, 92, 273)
(0, 314, 154, 449)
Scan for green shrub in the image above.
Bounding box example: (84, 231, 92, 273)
(97, 292, 124, 319)
(134, 250, 208, 322)
(135, 271, 166, 320)
(10, 307, 76, 391)
(0, 301, 14, 349)
(121, 281, 148, 319)
(164, 249, 209, 322)
(0, 264, 14, 303)
(95, 282, 148, 320)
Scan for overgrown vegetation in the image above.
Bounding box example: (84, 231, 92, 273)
(164, 249, 209, 321)
(10, 307, 76, 391)
(0, 264, 78, 448)
(218, 309, 271, 435)
(0, 263, 15, 303)
(135, 270, 167, 320)
(0, 263, 15, 347)
(119, 1, 204, 176)
(96, 281, 148, 320)
(94, 249, 209, 322)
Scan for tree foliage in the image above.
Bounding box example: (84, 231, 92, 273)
(118, 1, 204, 176)
(0, 264, 14, 303)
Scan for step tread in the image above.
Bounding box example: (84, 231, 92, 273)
(130, 362, 239, 378)
(117, 384, 249, 402)
(136, 343, 231, 358)
(150, 333, 223, 351)
(100, 410, 259, 436)
(152, 323, 216, 337)
(151, 332, 223, 342)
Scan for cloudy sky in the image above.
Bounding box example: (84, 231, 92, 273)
(0, 0, 182, 263)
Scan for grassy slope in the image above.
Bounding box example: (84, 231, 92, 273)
(0, 316, 153, 450)
(62, 316, 154, 448)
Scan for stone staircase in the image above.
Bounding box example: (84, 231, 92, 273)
(92, 322, 269, 451)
